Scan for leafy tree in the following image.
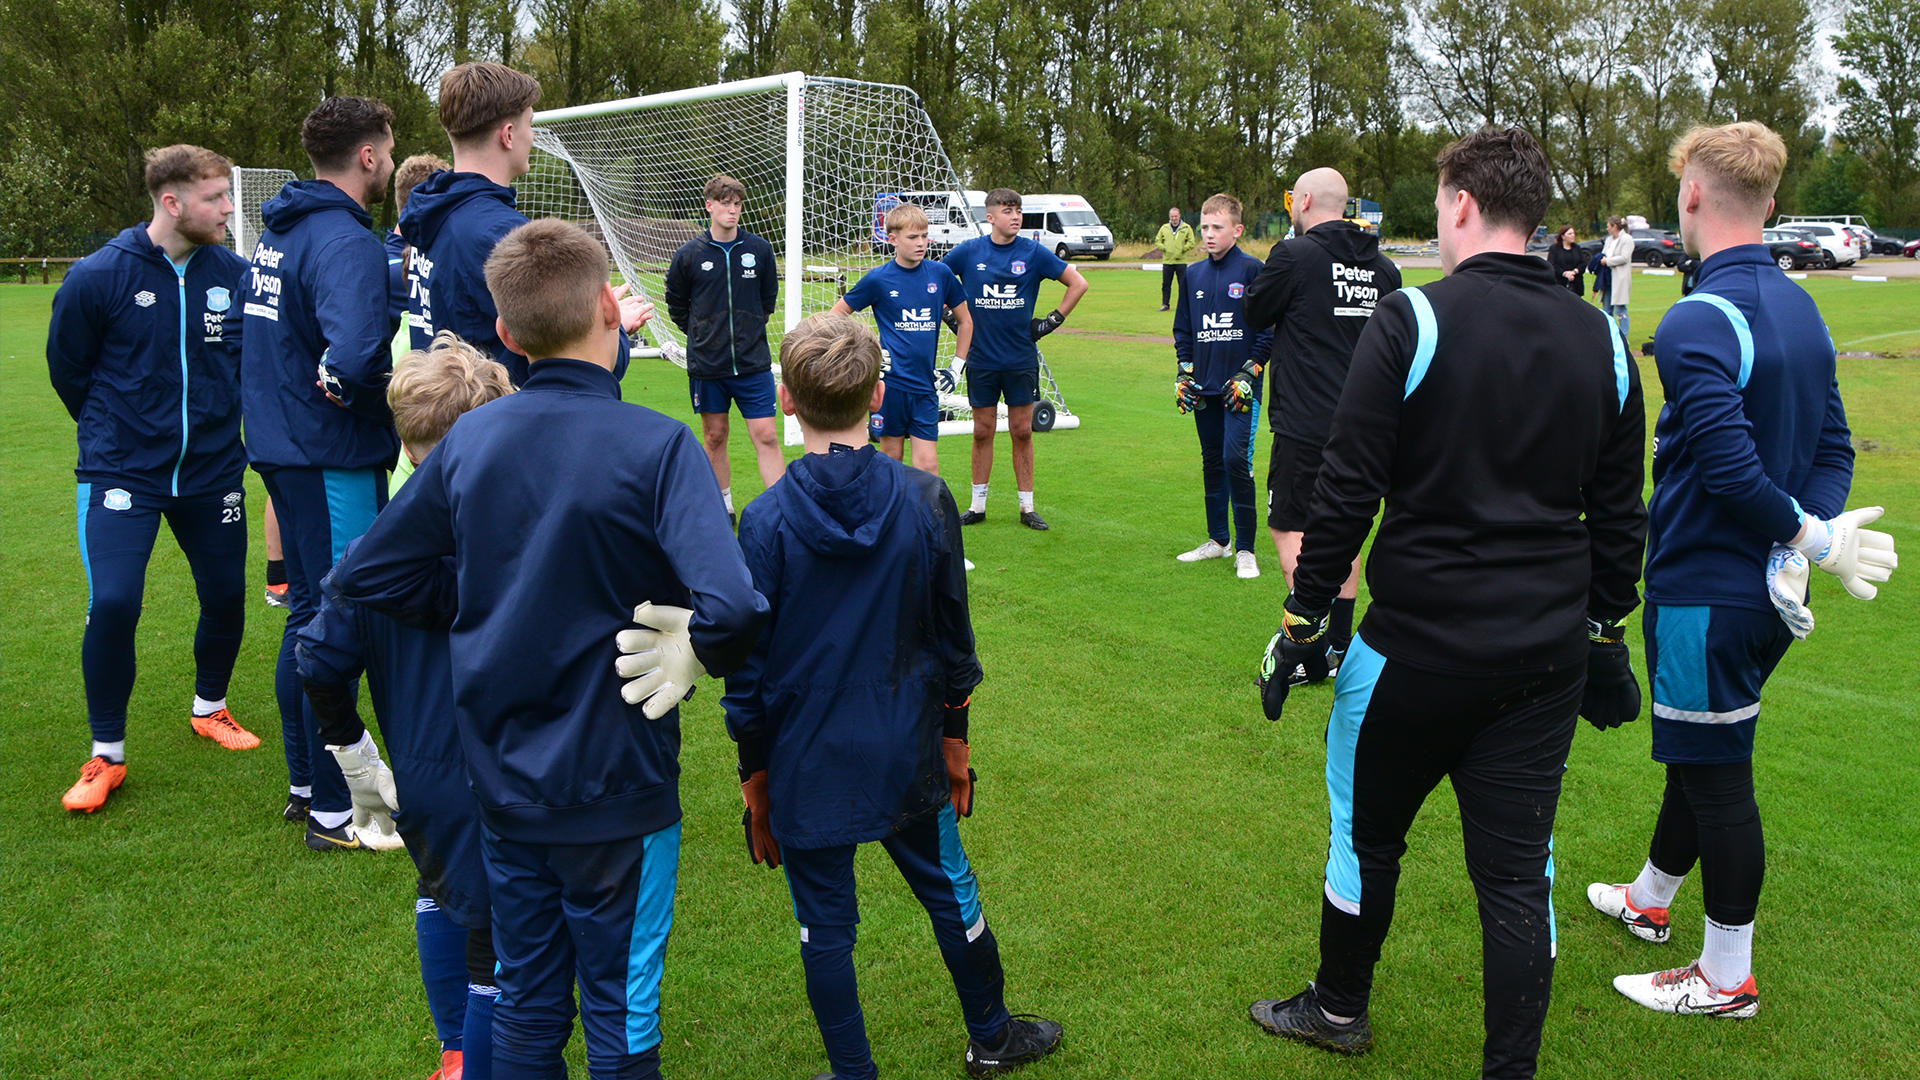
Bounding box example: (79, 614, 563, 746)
(0, 124, 97, 255)
(1834, 0, 1920, 225)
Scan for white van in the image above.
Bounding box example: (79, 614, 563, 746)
(1019, 194, 1114, 260)
(872, 189, 989, 257)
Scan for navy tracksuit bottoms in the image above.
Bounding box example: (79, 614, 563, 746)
(482, 821, 680, 1080)
(76, 482, 248, 743)
(259, 466, 383, 813)
(782, 806, 1010, 1080)
(1192, 394, 1259, 552)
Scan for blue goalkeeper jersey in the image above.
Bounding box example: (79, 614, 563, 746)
(842, 258, 966, 395)
(943, 235, 1068, 370)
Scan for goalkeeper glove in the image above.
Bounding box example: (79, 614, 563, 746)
(1258, 597, 1331, 721)
(327, 730, 400, 821)
(740, 768, 780, 868)
(1765, 544, 1814, 640)
(1225, 362, 1261, 413)
(1791, 506, 1898, 600)
(942, 308, 961, 333)
(1176, 362, 1200, 414)
(942, 697, 975, 817)
(1579, 616, 1640, 730)
(615, 602, 707, 719)
(1030, 309, 1065, 340)
(936, 364, 960, 394)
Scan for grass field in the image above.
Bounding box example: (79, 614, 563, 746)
(2, 265, 1916, 1079)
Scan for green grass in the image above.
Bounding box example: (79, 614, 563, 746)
(1, 266, 1916, 1079)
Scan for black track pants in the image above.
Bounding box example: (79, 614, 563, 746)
(1649, 760, 1764, 925)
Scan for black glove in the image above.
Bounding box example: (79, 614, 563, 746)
(1259, 596, 1331, 721)
(942, 308, 960, 333)
(1580, 616, 1641, 730)
(1030, 309, 1065, 340)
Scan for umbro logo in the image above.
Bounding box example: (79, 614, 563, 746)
(134, 291, 156, 307)
(1195, 290, 1206, 298)
(976, 263, 987, 270)
(701, 261, 714, 271)
(889, 290, 899, 297)
(223, 491, 243, 507)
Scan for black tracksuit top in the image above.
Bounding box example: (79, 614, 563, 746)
(1293, 251, 1648, 675)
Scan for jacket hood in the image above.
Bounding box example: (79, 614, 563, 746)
(776, 446, 902, 557)
(261, 179, 373, 233)
(1305, 219, 1384, 263)
(399, 171, 516, 249)
(103, 224, 171, 265)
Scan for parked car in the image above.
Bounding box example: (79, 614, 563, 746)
(1761, 229, 1826, 270)
(1773, 221, 1859, 266)
(1860, 227, 1904, 256)
(1905, 237, 1920, 258)
(1629, 228, 1683, 266)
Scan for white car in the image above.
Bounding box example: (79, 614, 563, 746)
(1774, 221, 1859, 267)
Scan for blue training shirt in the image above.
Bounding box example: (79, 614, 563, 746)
(943, 235, 1068, 370)
(842, 258, 966, 395)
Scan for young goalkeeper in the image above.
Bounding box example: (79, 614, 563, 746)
(1171, 193, 1271, 579)
(296, 331, 513, 1080)
(831, 201, 972, 473)
(334, 219, 766, 1080)
(691, 313, 1062, 1080)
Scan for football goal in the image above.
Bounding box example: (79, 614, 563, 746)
(520, 72, 1080, 440)
(227, 167, 296, 256)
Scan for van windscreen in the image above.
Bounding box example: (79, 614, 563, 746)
(1056, 210, 1101, 227)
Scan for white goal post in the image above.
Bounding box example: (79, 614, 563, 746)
(227, 167, 296, 256)
(520, 72, 1080, 442)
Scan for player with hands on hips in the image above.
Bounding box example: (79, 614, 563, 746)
(1171, 194, 1272, 579)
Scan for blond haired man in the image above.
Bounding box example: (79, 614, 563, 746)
(1591, 120, 1896, 1017)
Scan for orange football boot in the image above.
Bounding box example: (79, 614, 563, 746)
(427, 1048, 463, 1080)
(62, 755, 126, 812)
(191, 707, 261, 750)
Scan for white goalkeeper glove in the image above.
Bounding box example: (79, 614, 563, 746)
(1765, 544, 1814, 640)
(327, 731, 404, 848)
(616, 602, 707, 719)
(1791, 506, 1899, 600)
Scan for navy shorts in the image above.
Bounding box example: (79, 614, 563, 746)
(690, 370, 776, 419)
(965, 366, 1039, 410)
(1645, 604, 1794, 764)
(873, 389, 940, 441)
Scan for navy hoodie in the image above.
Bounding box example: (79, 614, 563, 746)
(1644, 244, 1853, 611)
(384, 230, 409, 332)
(664, 229, 779, 379)
(1173, 245, 1273, 395)
(48, 226, 249, 498)
(723, 445, 982, 849)
(332, 358, 768, 845)
(237, 180, 399, 471)
(399, 171, 628, 386)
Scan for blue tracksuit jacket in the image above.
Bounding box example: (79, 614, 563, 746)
(48, 226, 249, 498)
(237, 180, 399, 470)
(332, 358, 768, 844)
(295, 555, 488, 927)
(384, 229, 409, 332)
(1644, 244, 1853, 611)
(1173, 245, 1273, 394)
(398, 171, 628, 386)
(723, 444, 982, 849)
(664, 229, 779, 379)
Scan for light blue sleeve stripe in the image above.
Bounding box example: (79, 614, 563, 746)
(1596, 303, 1630, 412)
(1324, 635, 1387, 915)
(1402, 288, 1438, 399)
(1675, 292, 1753, 390)
(625, 820, 681, 1054)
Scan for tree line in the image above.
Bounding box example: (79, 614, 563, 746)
(0, 0, 1915, 254)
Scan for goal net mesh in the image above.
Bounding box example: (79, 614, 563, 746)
(519, 75, 1075, 429)
(227, 167, 297, 255)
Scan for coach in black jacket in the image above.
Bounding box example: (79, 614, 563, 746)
(1244, 168, 1401, 676)
(1250, 129, 1647, 1079)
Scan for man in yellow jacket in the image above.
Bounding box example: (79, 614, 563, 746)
(1156, 207, 1198, 311)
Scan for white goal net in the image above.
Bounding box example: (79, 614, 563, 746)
(227, 167, 296, 256)
(520, 73, 1079, 440)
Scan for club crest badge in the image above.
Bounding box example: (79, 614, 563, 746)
(927, 282, 939, 293)
(741, 252, 756, 268)
(206, 286, 232, 312)
(104, 489, 132, 511)
(1011, 260, 1027, 275)
(1228, 282, 1245, 299)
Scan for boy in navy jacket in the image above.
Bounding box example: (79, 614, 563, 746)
(711, 313, 1061, 1080)
(1590, 122, 1896, 1020)
(664, 173, 785, 512)
(298, 333, 514, 1080)
(335, 219, 766, 1080)
(49, 145, 257, 813)
(238, 95, 400, 847)
(1171, 193, 1272, 579)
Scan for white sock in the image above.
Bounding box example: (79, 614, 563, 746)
(289, 785, 313, 799)
(970, 484, 988, 513)
(311, 808, 353, 830)
(721, 488, 734, 514)
(93, 740, 125, 764)
(1699, 918, 1754, 990)
(192, 695, 226, 717)
(1017, 490, 1035, 511)
(1628, 859, 1685, 910)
